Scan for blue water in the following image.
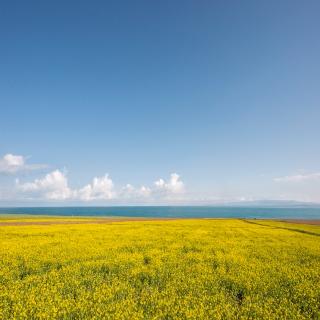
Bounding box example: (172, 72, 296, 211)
(0, 206, 320, 219)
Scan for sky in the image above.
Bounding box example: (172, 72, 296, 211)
(1, 0, 320, 205)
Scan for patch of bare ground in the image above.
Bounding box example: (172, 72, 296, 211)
(0, 218, 177, 227)
(280, 219, 320, 225)
(1, 218, 319, 227)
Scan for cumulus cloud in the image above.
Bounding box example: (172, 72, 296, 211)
(14, 169, 184, 202)
(16, 171, 116, 201)
(119, 174, 184, 201)
(0, 153, 47, 174)
(16, 170, 73, 200)
(76, 175, 115, 201)
(274, 172, 320, 183)
(154, 173, 185, 194)
(140, 186, 152, 197)
(121, 184, 151, 199)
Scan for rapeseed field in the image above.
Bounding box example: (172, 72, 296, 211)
(0, 218, 319, 319)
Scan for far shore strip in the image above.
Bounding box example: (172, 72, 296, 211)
(0, 218, 319, 226)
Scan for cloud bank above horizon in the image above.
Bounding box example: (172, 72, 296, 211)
(274, 173, 320, 183)
(15, 169, 185, 202)
(0, 154, 185, 202)
(1, 154, 320, 204)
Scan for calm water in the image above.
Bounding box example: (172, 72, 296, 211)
(0, 206, 320, 219)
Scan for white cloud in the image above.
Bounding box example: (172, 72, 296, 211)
(121, 184, 151, 199)
(154, 173, 185, 194)
(274, 172, 320, 183)
(140, 186, 151, 197)
(14, 168, 184, 202)
(154, 178, 165, 188)
(0, 153, 47, 174)
(16, 170, 73, 200)
(117, 174, 185, 202)
(17, 171, 115, 201)
(76, 174, 115, 201)
(124, 183, 135, 193)
(119, 174, 184, 201)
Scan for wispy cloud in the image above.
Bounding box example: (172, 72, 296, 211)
(274, 172, 320, 183)
(0, 154, 47, 174)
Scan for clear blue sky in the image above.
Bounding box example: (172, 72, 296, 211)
(1, 1, 320, 204)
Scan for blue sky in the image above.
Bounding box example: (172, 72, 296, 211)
(1, 1, 320, 204)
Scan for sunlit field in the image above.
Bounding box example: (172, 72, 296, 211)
(0, 218, 319, 319)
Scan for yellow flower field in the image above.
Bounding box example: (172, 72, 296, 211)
(0, 218, 319, 319)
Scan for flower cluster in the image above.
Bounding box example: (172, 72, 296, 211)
(0, 218, 319, 319)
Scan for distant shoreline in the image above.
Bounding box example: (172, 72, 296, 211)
(1, 206, 320, 220)
(0, 217, 319, 227)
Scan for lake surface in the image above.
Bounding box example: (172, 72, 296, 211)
(0, 206, 320, 219)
